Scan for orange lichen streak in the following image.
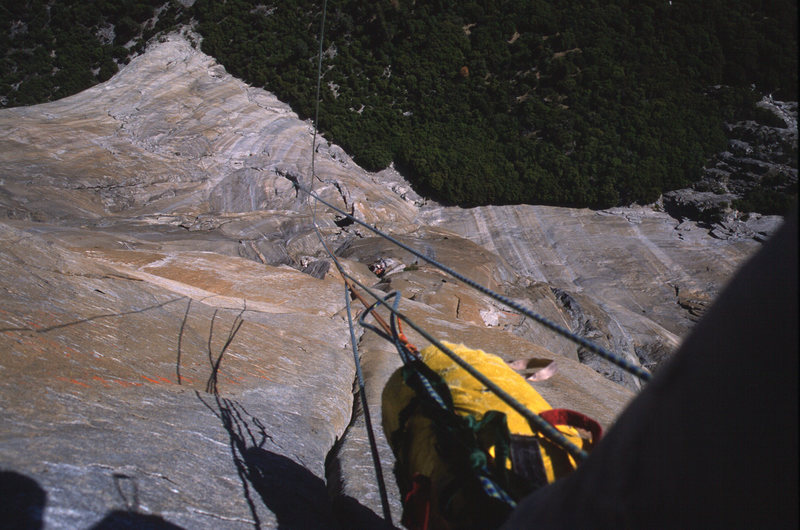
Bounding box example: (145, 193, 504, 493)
(341, 275, 419, 357)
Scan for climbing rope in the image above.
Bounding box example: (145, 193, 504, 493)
(307, 1, 394, 525)
(351, 273, 589, 462)
(295, 183, 652, 382)
(301, 1, 650, 521)
(343, 282, 394, 520)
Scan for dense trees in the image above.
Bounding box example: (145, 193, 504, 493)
(0, 0, 189, 106)
(2, 1, 797, 210)
(193, 0, 796, 208)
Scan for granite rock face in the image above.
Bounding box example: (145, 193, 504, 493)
(0, 34, 769, 528)
(0, 222, 355, 528)
(418, 203, 766, 385)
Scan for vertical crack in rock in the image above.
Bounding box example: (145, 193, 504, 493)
(325, 379, 367, 528)
(325, 178, 356, 228)
(552, 287, 643, 391)
(324, 374, 398, 529)
(330, 180, 352, 212)
(274, 168, 302, 198)
(323, 329, 402, 529)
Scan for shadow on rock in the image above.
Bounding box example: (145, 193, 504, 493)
(330, 493, 393, 530)
(89, 472, 184, 529)
(90, 511, 184, 529)
(0, 470, 46, 530)
(193, 308, 388, 528)
(199, 391, 388, 528)
(243, 447, 339, 528)
(243, 447, 391, 529)
(197, 391, 335, 528)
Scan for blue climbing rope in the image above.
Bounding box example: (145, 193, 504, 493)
(295, 183, 651, 383)
(343, 285, 394, 521)
(307, 1, 394, 525)
(352, 273, 589, 462)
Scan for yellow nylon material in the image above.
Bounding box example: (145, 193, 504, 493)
(382, 341, 584, 487)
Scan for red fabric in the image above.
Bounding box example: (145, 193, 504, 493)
(402, 474, 433, 530)
(540, 409, 604, 449)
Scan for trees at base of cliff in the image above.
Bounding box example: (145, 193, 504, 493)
(191, 0, 794, 209)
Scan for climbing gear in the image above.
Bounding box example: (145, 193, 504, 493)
(348, 277, 608, 528)
(382, 342, 603, 529)
(295, 183, 652, 383)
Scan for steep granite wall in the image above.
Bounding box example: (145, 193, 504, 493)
(0, 34, 771, 528)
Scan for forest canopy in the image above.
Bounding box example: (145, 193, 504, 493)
(0, 0, 190, 105)
(193, 0, 797, 208)
(2, 0, 797, 209)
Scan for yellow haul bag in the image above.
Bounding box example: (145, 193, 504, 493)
(382, 342, 600, 529)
